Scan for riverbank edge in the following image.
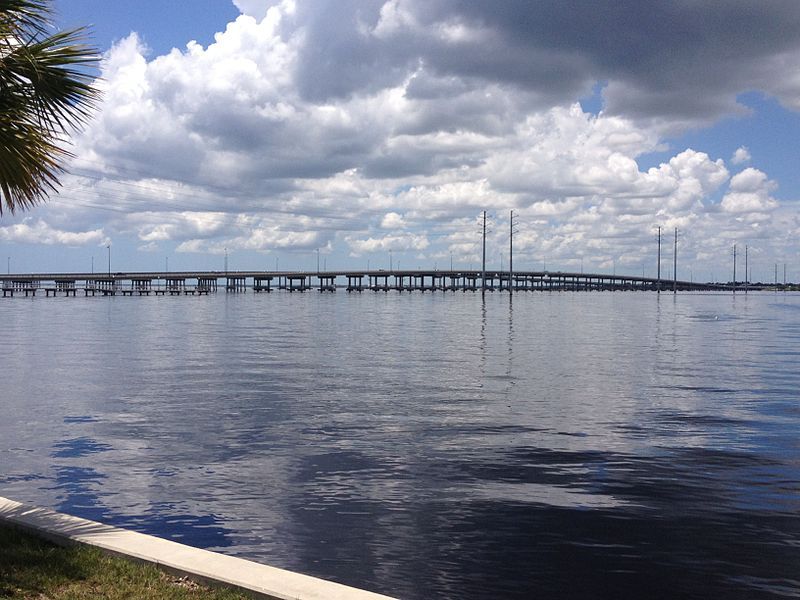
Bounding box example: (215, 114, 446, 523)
(0, 496, 397, 600)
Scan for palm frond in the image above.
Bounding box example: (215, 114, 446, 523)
(0, 0, 100, 215)
(0, 0, 51, 39)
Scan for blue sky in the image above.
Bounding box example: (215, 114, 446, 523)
(53, 0, 240, 57)
(2, 1, 800, 282)
(639, 93, 800, 200)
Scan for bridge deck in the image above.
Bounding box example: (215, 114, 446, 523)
(0, 269, 755, 297)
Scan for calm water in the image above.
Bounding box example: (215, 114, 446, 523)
(1, 291, 799, 599)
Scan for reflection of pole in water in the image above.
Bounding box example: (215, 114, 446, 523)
(507, 293, 514, 354)
(479, 290, 487, 369)
(505, 292, 515, 401)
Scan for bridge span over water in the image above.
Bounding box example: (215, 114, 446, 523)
(1, 269, 739, 297)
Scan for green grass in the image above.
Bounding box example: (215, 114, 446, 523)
(0, 524, 251, 599)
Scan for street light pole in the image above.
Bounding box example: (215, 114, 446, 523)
(106, 245, 111, 277)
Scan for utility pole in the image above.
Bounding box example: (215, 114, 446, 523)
(508, 212, 512, 290)
(673, 227, 678, 294)
(481, 210, 487, 292)
(733, 244, 736, 293)
(509, 209, 515, 294)
(745, 245, 748, 294)
(657, 226, 661, 293)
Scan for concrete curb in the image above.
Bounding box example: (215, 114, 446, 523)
(0, 496, 398, 600)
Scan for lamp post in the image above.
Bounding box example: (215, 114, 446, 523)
(106, 244, 111, 277)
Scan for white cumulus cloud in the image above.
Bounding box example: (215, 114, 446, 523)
(19, 0, 796, 279)
(731, 146, 751, 165)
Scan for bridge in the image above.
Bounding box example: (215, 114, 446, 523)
(0, 269, 746, 297)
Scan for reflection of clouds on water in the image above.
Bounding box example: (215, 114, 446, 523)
(51, 436, 113, 458)
(49, 463, 239, 550)
(473, 482, 633, 509)
(63, 415, 99, 424)
(51, 465, 109, 523)
(0, 292, 799, 598)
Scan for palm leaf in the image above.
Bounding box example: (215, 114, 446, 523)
(0, 0, 100, 215)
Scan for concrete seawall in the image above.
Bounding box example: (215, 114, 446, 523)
(0, 496, 397, 600)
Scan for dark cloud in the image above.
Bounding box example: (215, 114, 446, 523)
(288, 0, 418, 101)
(287, 0, 800, 122)
(362, 147, 482, 179)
